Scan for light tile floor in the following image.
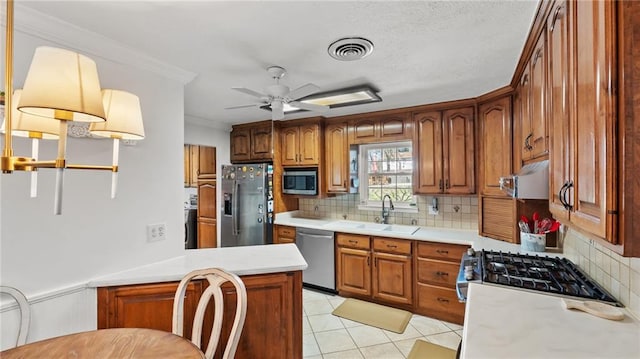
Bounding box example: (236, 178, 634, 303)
(302, 289, 463, 358)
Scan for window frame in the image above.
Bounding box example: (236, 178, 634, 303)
(357, 141, 416, 211)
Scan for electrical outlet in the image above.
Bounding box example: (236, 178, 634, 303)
(428, 205, 439, 215)
(146, 223, 167, 242)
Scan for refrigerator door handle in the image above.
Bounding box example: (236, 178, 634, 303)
(232, 180, 240, 236)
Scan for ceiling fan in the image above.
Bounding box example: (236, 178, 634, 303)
(226, 66, 329, 121)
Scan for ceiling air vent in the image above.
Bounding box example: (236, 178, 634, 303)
(328, 37, 374, 61)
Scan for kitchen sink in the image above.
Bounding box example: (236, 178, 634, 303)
(329, 220, 419, 235)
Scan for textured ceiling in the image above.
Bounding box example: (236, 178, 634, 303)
(18, 1, 539, 128)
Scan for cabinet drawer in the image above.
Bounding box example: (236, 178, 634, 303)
(277, 226, 296, 238)
(416, 283, 465, 323)
(373, 237, 412, 255)
(417, 258, 459, 287)
(336, 233, 370, 250)
(417, 242, 468, 262)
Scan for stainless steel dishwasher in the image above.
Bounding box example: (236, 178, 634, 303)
(295, 227, 336, 293)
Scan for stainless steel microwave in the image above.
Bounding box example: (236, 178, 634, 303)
(282, 170, 317, 195)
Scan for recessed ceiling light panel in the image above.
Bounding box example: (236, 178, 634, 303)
(328, 37, 374, 61)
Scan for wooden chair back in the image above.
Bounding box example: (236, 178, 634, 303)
(172, 268, 247, 359)
(0, 286, 31, 347)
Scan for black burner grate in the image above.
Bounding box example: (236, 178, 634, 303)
(482, 251, 620, 305)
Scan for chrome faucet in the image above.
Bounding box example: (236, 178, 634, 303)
(381, 194, 395, 224)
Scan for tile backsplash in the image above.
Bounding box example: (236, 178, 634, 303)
(298, 194, 478, 230)
(563, 228, 640, 319)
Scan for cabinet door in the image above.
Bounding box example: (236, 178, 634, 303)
(336, 247, 371, 296)
(230, 128, 251, 162)
(298, 124, 320, 165)
(325, 122, 349, 193)
(349, 118, 377, 144)
(548, 0, 571, 221)
(442, 107, 475, 194)
(529, 31, 549, 159)
(197, 218, 217, 248)
(519, 67, 533, 162)
(372, 252, 412, 305)
(197, 146, 216, 179)
(413, 111, 443, 194)
(197, 180, 216, 220)
(189, 145, 199, 187)
(479, 96, 512, 196)
(480, 196, 515, 242)
(97, 281, 202, 339)
(280, 127, 299, 166)
(379, 113, 411, 141)
(184, 145, 191, 187)
(251, 125, 273, 160)
(571, 0, 616, 240)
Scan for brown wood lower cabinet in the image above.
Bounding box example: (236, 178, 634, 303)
(336, 234, 412, 306)
(414, 242, 469, 325)
(97, 271, 302, 359)
(274, 225, 296, 244)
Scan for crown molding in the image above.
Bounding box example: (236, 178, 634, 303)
(8, 4, 196, 85)
(185, 114, 232, 132)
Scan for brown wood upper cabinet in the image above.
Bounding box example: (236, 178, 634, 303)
(280, 122, 321, 166)
(478, 95, 512, 197)
(349, 113, 412, 144)
(413, 107, 475, 194)
(548, 0, 617, 242)
(517, 30, 549, 163)
(324, 121, 350, 193)
(230, 121, 273, 163)
(184, 145, 216, 187)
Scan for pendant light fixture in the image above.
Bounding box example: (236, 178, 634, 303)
(1, 0, 145, 214)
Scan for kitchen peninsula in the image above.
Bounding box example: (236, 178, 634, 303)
(89, 244, 307, 359)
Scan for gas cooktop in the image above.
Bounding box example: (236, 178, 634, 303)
(457, 249, 622, 307)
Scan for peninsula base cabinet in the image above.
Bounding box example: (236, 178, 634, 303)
(97, 271, 303, 359)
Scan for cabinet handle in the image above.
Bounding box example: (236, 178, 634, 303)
(564, 180, 574, 211)
(558, 181, 568, 208)
(550, 5, 563, 32)
(367, 256, 371, 266)
(524, 133, 534, 151)
(439, 179, 443, 191)
(436, 249, 449, 255)
(532, 49, 543, 66)
(387, 244, 398, 249)
(436, 271, 449, 277)
(437, 297, 450, 303)
(348, 240, 358, 244)
(445, 179, 449, 189)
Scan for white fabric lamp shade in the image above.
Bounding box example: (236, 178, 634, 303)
(18, 46, 106, 123)
(1, 90, 59, 139)
(90, 90, 145, 140)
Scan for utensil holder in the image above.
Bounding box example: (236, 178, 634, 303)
(521, 232, 546, 252)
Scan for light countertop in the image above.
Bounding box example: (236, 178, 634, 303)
(275, 211, 555, 256)
(88, 243, 307, 287)
(461, 283, 640, 358)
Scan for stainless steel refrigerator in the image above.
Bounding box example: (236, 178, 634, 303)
(220, 163, 274, 247)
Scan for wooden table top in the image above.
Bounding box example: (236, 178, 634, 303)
(0, 328, 205, 358)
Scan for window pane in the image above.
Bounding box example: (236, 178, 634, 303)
(360, 141, 414, 206)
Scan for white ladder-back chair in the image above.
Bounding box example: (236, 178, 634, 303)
(172, 268, 247, 359)
(0, 286, 31, 347)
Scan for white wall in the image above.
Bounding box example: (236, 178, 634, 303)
(1, 15, 188, 347)
(184, 119, 231, 244)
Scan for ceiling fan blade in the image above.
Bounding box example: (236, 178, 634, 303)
(232, 87, 267, 98)
(225, 103, 263, 110)
(287, 83, 321, 101)
(289, 101, 329, 113)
